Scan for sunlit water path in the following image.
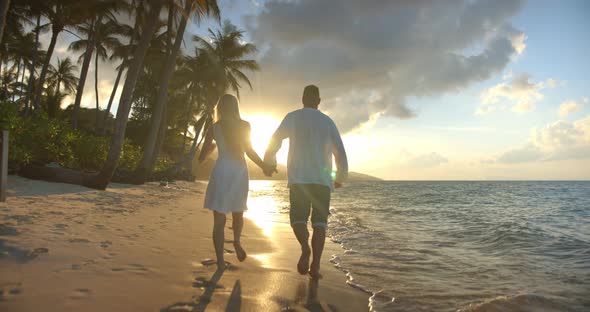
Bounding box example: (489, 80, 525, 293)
(246, 180, 590, 312)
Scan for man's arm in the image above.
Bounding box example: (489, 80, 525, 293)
(331, 122, 348, 187)
(264, 115, 291, 168)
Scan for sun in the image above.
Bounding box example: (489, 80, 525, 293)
(242, 114, 288, 164)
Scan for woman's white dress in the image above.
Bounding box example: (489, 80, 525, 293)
(204, 124, 249, 213)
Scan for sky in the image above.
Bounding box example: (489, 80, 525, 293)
(44, 0, 590, 180)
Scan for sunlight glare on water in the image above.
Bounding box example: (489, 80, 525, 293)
(245, 180, 286, 238)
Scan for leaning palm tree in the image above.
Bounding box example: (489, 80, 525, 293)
(135, 0, 219, 183)
(89, 0, 165, 189)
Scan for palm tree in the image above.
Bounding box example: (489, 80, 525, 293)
(43, 83, 66, 118)
(31, 0, 92, 114)
(89, 0, 165, 189)
(46, 56, 77, 116)
(47, 56, 78, 95)
(193, 20, 259, 99)
(169, 22, 260, 175)
(69, 5, 119, 129)
(135, 0, 220, 183)
(100, 21, 136, 134)
(92, 20, 123, 130)
(0, 0, 12, 51)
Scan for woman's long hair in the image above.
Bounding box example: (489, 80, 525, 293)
(215, 94, 247, 159)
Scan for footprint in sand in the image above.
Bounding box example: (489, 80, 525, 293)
(111, 263, 149, 274)
(99, 240, 112, 248)
(192, 277, 224, 290)
(69, 238, 90, 243)
(223, 248, 234, 254)
(54, 223, 68, 230)
(26, 247, 48, 259)
(200, 259, 237, 271)
(69, 288, 91, 300)
(0, 284, 23, 301)
(0, 223, 18, 236)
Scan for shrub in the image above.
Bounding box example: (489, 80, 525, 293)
(0, 101, 142, 173)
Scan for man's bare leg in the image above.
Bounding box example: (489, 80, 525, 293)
(292, 223, 311, 274)
(309, 226, 325, 279)
(213, 211, 227, 270)
(232, 212, 247, 261)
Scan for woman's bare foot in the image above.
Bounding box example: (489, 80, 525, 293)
(234, 243, 247, 262)
(309, 262, 322, 280)
(297, 247, 311, 275)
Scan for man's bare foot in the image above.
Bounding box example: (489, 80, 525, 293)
(297, 247, 311, 275)
(309, 262, 322, 280)
(234, 243, 247, 262)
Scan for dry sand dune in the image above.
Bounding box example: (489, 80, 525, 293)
(0, 176, 368, 311)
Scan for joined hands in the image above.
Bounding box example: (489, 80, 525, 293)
(262, 163, 278, 177)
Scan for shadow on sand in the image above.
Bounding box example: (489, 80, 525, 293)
(161, 269, 239, 312)
(273, 279, 338, 312)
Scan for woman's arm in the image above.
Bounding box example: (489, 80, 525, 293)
(198, 127, 216, 163)
(244, 122, 276, 175)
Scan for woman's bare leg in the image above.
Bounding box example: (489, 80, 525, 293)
(213, 211, 227, 270)
(232, 212, 247, 261)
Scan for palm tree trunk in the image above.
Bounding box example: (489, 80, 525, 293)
(100, 63, 124, 134)
(24, 14, 41, 115)
(12, 59, 20, 102)
(183, 114, 208, 173)
(180, 94, 194, 151)
(72, 23, 95, 129)
(136, 0, 193, 183)
(148, 104, 167, 176)
(32, 23, 61, 114)
(94, 52, 100, 131)
(0, 0, 10, 53)
(89, 0, 164, 190)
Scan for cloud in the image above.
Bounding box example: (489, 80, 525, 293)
(407, 152, 449, 168)
(558, 100, 583, 118)
(476, 73, 558, 115)
(493, 115, 590, 163)
(241, 0, 526, 132)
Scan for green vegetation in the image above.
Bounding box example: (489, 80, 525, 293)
(0, 101, 141, 173)
(0, 0, 259, 189)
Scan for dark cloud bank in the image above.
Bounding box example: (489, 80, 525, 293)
(240, 0, 526, 132)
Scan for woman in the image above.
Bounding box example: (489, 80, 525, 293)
(198, 94, 273, 270)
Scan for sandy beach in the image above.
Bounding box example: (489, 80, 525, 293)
(0, 176, 368, 311)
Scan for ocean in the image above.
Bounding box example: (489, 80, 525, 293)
(247, 181, 590, 312)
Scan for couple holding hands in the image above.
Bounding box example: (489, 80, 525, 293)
(198, 85, 348, 279)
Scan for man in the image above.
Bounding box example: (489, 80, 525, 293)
(264, 85, 348, 279)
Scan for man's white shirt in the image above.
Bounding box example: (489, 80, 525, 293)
(264, 107, 348, 191)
